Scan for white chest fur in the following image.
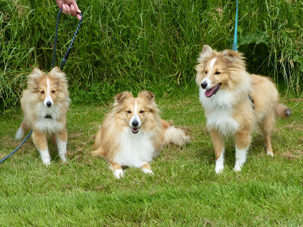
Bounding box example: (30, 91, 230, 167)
(33, 102, 64, 133)
(34, 118, 64, 133)
(113, 128, 156, 167)
(199, 88, 239, 137)
(205, 108, 239, 137)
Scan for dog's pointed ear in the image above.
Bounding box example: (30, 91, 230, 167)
(198, 45, 214, 63)
(115, 91, 132, 104)
(27, 68, 45, 90)
(48, 66, 67, 87)
(49, 66, 62, 75)
(222, 49, 244, 62)
(201, 45, 213, 55)
(138, 91, 155, 101)
(28, 67, 44, 80)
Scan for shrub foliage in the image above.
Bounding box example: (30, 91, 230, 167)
(1, 0, 302, 109)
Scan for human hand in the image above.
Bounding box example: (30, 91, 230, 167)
(56, 0, 82, 20)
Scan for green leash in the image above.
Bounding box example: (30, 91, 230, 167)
(0, 9, 83, 164)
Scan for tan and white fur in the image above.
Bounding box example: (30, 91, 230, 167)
(195, 45, 291, 173)
(92, 91, 190, 179)
(15, 67, 70, 165)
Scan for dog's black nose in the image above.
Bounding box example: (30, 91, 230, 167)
(132, 120, 138, 127)
(201, 82, 207, 89)
(46, 101, 52, 107)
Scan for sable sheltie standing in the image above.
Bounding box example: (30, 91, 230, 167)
(15, 67, 70, 165)
(195, 45, 291, 173)
(92, 91, 190, 179)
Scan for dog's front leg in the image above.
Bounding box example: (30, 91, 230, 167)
(32, 129, 50, 165)
(210, 129, 225, 174)
(142, 163, 154, 175)
(110, 162, 124, 179)
(56, 129, 68, 162)
(234, 130, 252, 172)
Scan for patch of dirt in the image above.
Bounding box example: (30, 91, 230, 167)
(283, 150, 303, 159)
(289, 98, 303, 102)
(282, 122, 303, 130)
(69, 133, 83, 138)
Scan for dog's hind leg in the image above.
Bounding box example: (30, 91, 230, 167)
(259, 113, 275, 156)
(234, 129, 252, 172)
(55, 129, 68, 162)
(15, 120, 30, 140)
(210, 129, 225, 174)
(32, 129, 50, 165)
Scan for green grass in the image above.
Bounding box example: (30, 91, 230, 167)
(1, 0, 303, 225)
(0, 92, 302, 226)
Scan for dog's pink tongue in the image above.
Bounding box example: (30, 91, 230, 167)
(205, 87, 216, 97)
(205, 84, 221, 98)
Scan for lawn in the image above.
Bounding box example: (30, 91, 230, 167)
(0, 91, 302, 226)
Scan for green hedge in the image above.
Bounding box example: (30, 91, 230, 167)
(1, 0, 302, 109)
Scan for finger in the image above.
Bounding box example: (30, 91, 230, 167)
(56, 0, 63, 8)
(76, 13, 82, 20)
(72, 0, 81, 13)
(62, 3, 67, 14)
(64, 3, 72, 15)
(70, 5, 77, 16)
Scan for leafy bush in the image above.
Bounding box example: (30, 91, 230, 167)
(1, 0, 302, 109)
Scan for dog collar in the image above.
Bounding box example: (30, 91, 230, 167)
(45, 115, 53, 119)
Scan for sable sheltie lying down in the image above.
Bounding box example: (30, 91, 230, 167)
(15, 67, 70, 165)
(92, 91, 190, 179)
(195, 45, 291, 173)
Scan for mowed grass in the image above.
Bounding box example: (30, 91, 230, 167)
(0, 92, 303, 226)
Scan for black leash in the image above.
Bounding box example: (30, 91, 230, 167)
(0, 9, 83, 164)
(53, 8, 83, 70)
(0, 130, 33, 164)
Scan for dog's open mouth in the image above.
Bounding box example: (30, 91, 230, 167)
(131, 127, 140, 134)
(205, 83, 222, 98)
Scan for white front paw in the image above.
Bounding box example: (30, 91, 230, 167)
(114, 169, 124, 179)
(43, 158, 51, 166)
(215, 161, 224, 174)
(267, 150, 274, 157)
(143, 169, 154, 175)
(60, 155, 67, 162)
(215, 166, 224, 174)
(234, 164, 242, 172)
(40, 151, 51, 166)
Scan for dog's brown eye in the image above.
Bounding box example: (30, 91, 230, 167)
(215, 71, 221, 75)
(51, 90, 55, 93)
(41, 91, 45, 94)
(205, 71, 208, 74)
(127, 110, 131, 114)
(139, 110, 144, 114)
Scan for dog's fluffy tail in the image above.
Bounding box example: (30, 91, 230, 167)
(91, 148, 105, 157)
(163, 126, 190, 146)
(15, 127, 24, 140)
(275, 103, 291, 118)
(92, 127, 105, 157)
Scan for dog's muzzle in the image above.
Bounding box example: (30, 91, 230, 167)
(131, 120, 140, 134)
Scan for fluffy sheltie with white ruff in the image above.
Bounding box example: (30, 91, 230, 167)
(15, 67, 70, 165)
(195, 45, 291, 173)
(92, 91, 190, 179)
